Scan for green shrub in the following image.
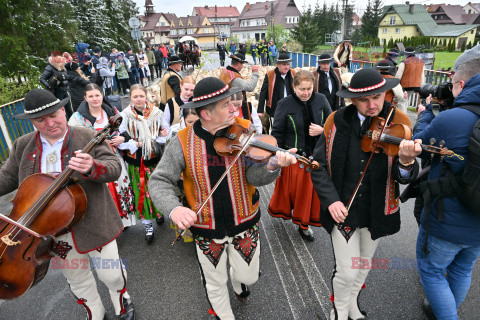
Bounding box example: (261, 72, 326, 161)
(0, 75, 40, 105)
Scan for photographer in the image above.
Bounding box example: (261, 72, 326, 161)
(413, 57, 480, 320)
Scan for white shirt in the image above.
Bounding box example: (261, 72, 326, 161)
(325, 71, 333, 93)
(93, 110, 108, 130)
(280, 73, 288, 98)
(40, 131, 68, 173)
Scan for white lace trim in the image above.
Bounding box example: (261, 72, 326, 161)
(24, 99, 60, 114)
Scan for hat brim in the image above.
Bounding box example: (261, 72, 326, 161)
(318, 58, 334, 63)
(182, 87, 243, 110)
(14, 96, 70, 120)
(336, 78, 400, 99)
(229, 54, 247, 63)
(276, 58, 292, 63)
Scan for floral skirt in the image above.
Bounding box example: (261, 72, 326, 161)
(127, 163, 162, 221)
(268, 162, 321, 229)
(108, 151, 136, 227)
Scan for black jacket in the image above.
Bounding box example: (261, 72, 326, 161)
(258, 68, 295, 116)
(217, 44, 227, 57)
(315, 67, 344, 111)
(154, 49, 164, 63)
(310, 103, 419, 239)
(66, 70, 90, 112)
(39, 64, 69, 94)
(272, 93, 332, 157)
(125, 53, 139, 69)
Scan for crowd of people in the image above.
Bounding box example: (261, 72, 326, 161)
(3, 40, 480, 320)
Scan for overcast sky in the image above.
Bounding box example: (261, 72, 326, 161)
(134, 0, 473, 17)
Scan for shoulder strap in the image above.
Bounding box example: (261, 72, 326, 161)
(459, 104, 480, 117)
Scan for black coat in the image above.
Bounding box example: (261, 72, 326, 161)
(66, 70, 90, 112)
(217, 44, 227, 57)
(258, 68, 295, 116)
(310, 103, 419, 239)
(272, 93, 332, 157)
(315, 68, 344, 111)
(154, 49, 164, 63)
(39, 64, 69, 95)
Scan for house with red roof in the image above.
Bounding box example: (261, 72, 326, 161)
(138, 0, 177, 45)
(231, 0, 301, 42)
(192, 6, 240, 42)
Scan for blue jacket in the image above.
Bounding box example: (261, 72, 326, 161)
(229, 44, 236, 55)
(268, 45, 277, 57)
(413, 73, 480, 245)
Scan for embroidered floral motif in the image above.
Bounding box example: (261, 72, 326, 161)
(195, 235, 225, 267)
(338, 224, 356, 242)
(51, 240, 73, 259)
(232, 223, 259, 265)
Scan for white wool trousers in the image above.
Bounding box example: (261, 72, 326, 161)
(195, 227, 261, 320)
(53, 232, 130, 320)
(330, 227, 379, 320)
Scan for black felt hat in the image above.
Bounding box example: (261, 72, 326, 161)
(229, 52, 247, 63)
(14, 89, 70, 120)
(182, 77, 242, 109)
(318, 53, 334, 63)
(276, 52, 292, 63)
(336, 68, 400, 98)
(404, 46, 416, 55)
(168, 55, 183, 65)
(375, 60, 393, 70)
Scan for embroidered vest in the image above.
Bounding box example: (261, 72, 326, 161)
(219, 68, 247, 100)
(266, 69, 296, 109)
(400, 56, 424, 89)
(177, 118, 259, 230)
(322, 110, 406, 215)
(160, 70, 182, 105)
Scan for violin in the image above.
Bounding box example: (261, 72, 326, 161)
(361, 116, 455, 158)
(0, 115, 122, 300)
(172, 124, 318, 245)
(214, 124, 319, 171)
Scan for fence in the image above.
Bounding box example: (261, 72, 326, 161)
(0, 98, 35, 163)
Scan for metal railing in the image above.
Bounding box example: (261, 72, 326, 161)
(0, 98, 35, 163)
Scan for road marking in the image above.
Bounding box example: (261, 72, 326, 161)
(261, 184, 331, 319)
(259, 186, 304, 320)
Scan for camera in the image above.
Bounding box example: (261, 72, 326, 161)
(419, 82, 453, 101)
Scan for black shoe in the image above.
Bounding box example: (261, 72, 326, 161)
(156, 216, 165, 225)
(235, 286, 250, 302)
(422, 297, 437, 320)
(298, 226, 315, 241)
(145, 226, 154, 244)
(118, 297, 135, 320)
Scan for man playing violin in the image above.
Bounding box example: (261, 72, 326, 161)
(310, 68, 422, 320)
(148, 77, 297, 320)
(0, 89, 135, 320)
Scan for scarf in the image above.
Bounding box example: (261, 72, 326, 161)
(122, 102, 162, 160)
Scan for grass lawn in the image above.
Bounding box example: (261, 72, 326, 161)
(433, 51, 462, 70)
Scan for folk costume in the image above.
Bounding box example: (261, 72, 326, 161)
(310, 69, 419, 320)
(1, 90, 135, 320)
(375, 60, 408, 112)
(268, 92, 332, 240)
(396, 47, 425, 107)
(233, 99, 263, 134)
(69, 100, 137, 227)
(314, 54, 345, 112)
(159, 55, 183, 111)
(219, 52, 259, 101)
(148, 78, 281, 320)
(118, 102, 164, 243)
(333, 40, 353, 71)
(257, 53, 295, 132)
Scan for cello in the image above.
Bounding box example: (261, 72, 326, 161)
(0, 115, 122, 300)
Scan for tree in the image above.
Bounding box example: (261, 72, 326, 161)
(360, 0, 383, 42)
(291, 6, 319, 52)
(265, 23, 290, 46)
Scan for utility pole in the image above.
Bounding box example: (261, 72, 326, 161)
(340, 0, 346, 41)
(270, 1, 276, 43)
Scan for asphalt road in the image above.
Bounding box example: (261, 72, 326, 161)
(1, 67, 479, 319)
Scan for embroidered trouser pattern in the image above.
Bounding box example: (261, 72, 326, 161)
(330, 227, 379, 320)
(195, 224, 260, 320)
(53, 233, 130, 320)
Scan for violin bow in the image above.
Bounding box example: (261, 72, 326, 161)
(345, 105, 396, 212)
(172, 130, 257, 245)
